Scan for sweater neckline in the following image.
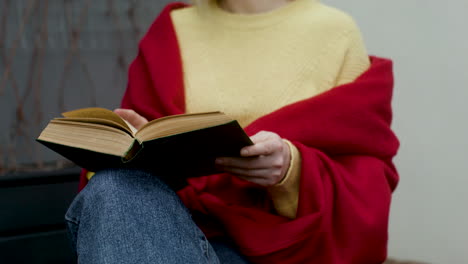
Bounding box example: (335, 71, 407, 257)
(206, 0, 318, 30)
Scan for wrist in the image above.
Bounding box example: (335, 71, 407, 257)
(279, 139, 292, 183)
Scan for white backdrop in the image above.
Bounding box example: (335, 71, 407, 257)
(323, 0, 468, 263)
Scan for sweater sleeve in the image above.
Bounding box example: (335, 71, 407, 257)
(267, 140, 301, 219)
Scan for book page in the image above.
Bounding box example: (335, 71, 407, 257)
(62, 107, 134, 135)
(135, 112, 233, 141)
(54, 117, 135, 136)
(38, 120, 135, 157)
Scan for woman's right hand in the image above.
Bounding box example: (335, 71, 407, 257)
(114, 108, 148, 130)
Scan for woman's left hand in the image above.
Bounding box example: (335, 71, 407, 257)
(215, 131, 291, 187)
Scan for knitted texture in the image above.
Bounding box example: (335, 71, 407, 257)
(170, 0, 370, 218)
(171, 0, 370, 127)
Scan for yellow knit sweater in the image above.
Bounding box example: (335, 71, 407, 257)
(170, 0, 370, 218)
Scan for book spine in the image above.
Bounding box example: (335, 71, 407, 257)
(122, 139, 143, 163)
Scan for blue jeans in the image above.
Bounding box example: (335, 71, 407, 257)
(65, 169, 250, 264)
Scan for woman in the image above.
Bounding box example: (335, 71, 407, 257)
(68, 0, 399, 263)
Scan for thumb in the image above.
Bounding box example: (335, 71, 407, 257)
(114, 108, 148, 130)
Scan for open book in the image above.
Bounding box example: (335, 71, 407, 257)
(37, 108, 252, 186)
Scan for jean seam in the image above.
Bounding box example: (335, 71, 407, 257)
(65, 214, 79, 225)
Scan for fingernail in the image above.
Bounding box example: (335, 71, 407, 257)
(215, 158, 223, 164)
(241, 149, 249, 156)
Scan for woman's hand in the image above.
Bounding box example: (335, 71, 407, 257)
(215, 131, 291, 187)
(114, 108, 148, 130)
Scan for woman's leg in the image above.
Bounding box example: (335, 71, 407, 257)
(65, 169, 219, 264)
(209, 239, 251, 264)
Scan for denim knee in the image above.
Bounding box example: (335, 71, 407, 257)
(64, 169, 216, 264)
(85, 169, 185, 211)
(66, 169, 158, 221)
(88, 169, 173, 195)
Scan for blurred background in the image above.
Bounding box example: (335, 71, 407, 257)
(0, 0, 466, 263)
(0, 0, 164, 173)
(0, 0, 173, 263)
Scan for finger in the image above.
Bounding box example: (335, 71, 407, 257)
(218, 157, 287, 186)
(114, 109, 142, 122)
(216, 156, 273, 170)
(234, 174, 278, 187)
(241, 138, 284, 157)
(249, 131, 277, 144)
(220, 166, 273, 178)
(114, 109, 148, 129)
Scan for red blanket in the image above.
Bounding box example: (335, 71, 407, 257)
(79, 3, 399, 263)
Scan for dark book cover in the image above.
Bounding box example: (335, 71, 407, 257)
(38, 121, 252, 188)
